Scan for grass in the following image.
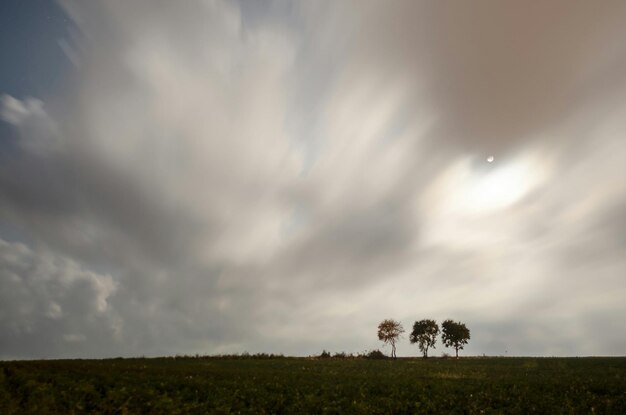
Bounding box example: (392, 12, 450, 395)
(1, 356, 625, 414)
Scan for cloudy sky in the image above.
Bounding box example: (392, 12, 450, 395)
(1, 0, 625, 359)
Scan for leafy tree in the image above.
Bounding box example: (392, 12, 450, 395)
(441, 319, 470, 358)
(410, 319, 439, 358)
(377, 319, 404, 359)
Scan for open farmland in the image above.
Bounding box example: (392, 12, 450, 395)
(1, 356, 625, 414)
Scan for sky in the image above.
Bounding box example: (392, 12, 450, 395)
(1, 0, 625, 359)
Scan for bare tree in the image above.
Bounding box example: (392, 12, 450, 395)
(377, 319, 404, 359)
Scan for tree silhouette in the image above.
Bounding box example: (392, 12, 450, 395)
(410, 319, 439, 358)
(441, 319, 470, 358)
(377, 319, 404, 359)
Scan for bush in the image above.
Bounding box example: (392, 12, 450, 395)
(365, 349, 386, 360)
(319, 350, 331, 359)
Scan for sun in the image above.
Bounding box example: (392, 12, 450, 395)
(463, 161, 533, 213)
(438, 152, 545, 216)
(420, 150, 550, 247)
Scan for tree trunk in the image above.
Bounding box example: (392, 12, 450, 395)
(455, 348, 459, 358)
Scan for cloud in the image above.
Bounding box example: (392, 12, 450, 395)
(0, 95, 61, 155)
(0, 238, 118, 358)
(332, 0, 626, 156)
(0, 95, 42, 125)
(0, 0, 625, 358)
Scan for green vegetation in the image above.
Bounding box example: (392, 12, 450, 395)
(442, 320, 471, 358)
(410, 319, 440, 358)
(1, 356, 625, 414)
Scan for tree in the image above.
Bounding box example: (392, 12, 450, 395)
(410, 319, 439, 358)
(377, 319, 404, 359)
(441, 319, 470, 358)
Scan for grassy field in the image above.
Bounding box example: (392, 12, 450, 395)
(1, 356, 625, 414)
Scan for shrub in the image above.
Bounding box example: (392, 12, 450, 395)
(366, 349, 386, 360)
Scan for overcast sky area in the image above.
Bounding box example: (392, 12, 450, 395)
(1, 0, 626, 359)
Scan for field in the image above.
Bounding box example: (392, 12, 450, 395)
(1, 356, 625, 414)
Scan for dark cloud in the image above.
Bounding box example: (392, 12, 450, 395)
(340, 0, 626, 155)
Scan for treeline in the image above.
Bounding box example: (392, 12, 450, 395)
(137, 351, 390, 361)
(318, 318, 471, 360)
(112, 353, 289, 360)
(111, 318, 470, 361)
(316, 350, 387, 360)
(378, 318, 470, 358)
